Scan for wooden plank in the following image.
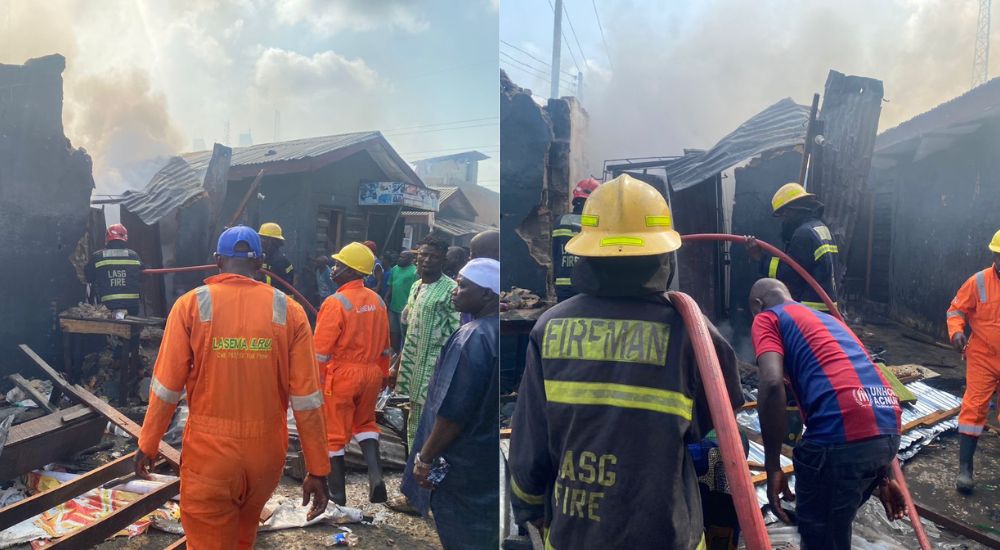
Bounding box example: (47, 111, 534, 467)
(59, 318, 132, 338)
(0, 406, 105, 480)
(20, 344, 181, 467)
(915, 501, 1000, 549)
(751, 464, 794, 485)
(902, 406, 960, 433)
(47, 479, 180, 548)
(0, 452, 135, 530)
(164, 537, 187, 550)
(8, 373, 57, 414)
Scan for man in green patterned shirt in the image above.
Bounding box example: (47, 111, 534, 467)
(396, 236, 461, 448)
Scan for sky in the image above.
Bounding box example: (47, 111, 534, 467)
(2, 0, 500, 195)
(500, 0, 994, 177)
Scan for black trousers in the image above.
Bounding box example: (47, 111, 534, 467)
(793, 434, 901, 550)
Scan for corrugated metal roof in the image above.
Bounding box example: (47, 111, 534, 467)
(121, 156, 209, 226)
(433, 216, 496, 237)
(413, 150, 490, 164)
(664, 98, 810, 191)
(180, 131, 379, 170)
(125, 132, 425, 225)
(875, 76, 1000, 161)
(877, 76, 1000, 151)
(436, 187, 459, 203)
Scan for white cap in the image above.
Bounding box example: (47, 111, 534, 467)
(459, 258, 500, 295)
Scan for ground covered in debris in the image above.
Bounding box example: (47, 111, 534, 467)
(77, 473, 440, 549)
(853, 315, 1000, 543)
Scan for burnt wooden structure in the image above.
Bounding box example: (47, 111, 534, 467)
(0, 345, 186, 548)
(58, 315, 164, 404)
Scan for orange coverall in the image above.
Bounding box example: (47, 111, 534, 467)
(313, 279, 391, 456)
(138, 274, 329, 549)
(948, 266, 1000, 437)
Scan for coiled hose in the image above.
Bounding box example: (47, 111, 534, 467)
(142, 264, 319, 317)
(680, 233, 931, 550)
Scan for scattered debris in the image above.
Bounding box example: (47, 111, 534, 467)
(500, 287, 542, 310)
(61, 303, 113, 320)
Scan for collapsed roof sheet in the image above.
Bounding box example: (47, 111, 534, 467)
(120, 156, 208, 226)
(665, 98, 810, 191)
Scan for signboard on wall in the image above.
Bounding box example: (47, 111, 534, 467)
(359, 182, 439, 212)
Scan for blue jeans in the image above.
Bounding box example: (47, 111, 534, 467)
(793, 435, 900, 550)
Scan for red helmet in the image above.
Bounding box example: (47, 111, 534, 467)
(106, 224, 128, 244)
(363, 240, 378, 254)
(572, 178, 600, 200)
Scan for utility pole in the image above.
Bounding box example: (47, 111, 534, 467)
(550, 0, 563, 99)
(577, 71, 584, 101)
(973, 0, 992, 88)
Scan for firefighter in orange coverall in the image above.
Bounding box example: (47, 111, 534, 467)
(947, 228, 1000, 494)
(314, 242, 392, 506)
(136, 226, 329, 549)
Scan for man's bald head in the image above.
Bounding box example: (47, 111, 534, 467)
(470, 230, 499, 260)
(749, 278, 792, 315)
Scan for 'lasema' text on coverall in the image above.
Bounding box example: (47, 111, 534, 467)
(138, 274, 329, 549)
(314, 278, 392, 455)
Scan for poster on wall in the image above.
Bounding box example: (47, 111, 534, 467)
(402, 225, 413, 250)
(359, 182, 439, 211)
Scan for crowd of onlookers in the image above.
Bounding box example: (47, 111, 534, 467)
(313, 230, 501, 550)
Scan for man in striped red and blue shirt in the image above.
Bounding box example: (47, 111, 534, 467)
(750, 278, 904, 550)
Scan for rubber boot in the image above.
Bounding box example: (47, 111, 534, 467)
(328, 455, 347, 505)
(956, 434, 978, 494)
(360, 439, 387, 503)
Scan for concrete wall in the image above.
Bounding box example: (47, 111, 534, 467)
(0, 55, 94, 373)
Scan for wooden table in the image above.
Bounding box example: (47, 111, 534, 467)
(58, 315, 164, 405)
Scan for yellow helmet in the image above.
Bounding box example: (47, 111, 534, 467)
(332, 242, 376, 275)
(771, 183, 815, 215)
(565, 173, 681, 257)
(989, 229, 1000, 253)
(258, 222, 285, 240)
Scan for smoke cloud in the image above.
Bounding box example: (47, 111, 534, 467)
(583, 0, 982, 175)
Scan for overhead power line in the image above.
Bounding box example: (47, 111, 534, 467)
(562, 0, 588, 71)
(501, 51, 576, 86)
(500, 40, 577, 77)
(386, 121, 498, 138)
(592, 0, 614, 70)
(546, 0, 582, 74)
(384, 117, 496, 133)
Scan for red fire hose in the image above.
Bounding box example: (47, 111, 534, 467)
(141, 264, 320, 317)
(670, 290, 771, 549)
(681, 233, 931, 550)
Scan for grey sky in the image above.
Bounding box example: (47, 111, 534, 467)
(3, 0, 499, 194)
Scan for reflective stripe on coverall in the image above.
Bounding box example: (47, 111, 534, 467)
(763, 219, 840, 312)
(138, 273, 329, 549)
(947, 266, 1000, 437)
(314, 279, 391, 455)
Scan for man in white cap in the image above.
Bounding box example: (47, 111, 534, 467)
(400, 258, 500, 549)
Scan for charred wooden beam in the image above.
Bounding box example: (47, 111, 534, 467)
(915, 501, 1000, 549)
(0, 404, 104, 480)
(7, 373, 57, 414)
(20, 344, 181, 467)
(0, 452, 136, 530)
(46, 478, 179, 548)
